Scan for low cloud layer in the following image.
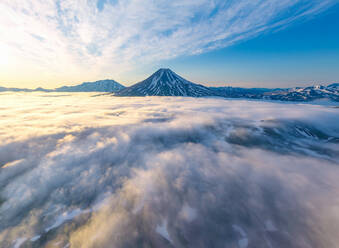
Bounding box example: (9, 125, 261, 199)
(0, 92, 339, 248)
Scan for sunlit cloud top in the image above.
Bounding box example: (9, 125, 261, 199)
(0, 0, 336, 87)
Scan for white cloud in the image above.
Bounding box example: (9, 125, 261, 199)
(0, 0, 335, 85)
(0, 93, 339, 247)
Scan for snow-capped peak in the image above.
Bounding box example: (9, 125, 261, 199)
(115, 68, 215, 97)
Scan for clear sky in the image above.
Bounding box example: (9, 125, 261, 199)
(0, 0, 338, 88)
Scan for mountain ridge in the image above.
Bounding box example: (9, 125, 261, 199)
(55, 79, 125, 92)
(1, 69, 338, 102)
(115, 69, 339, 102)
(0, 79, 125, 93)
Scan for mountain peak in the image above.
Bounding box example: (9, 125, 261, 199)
(153, 68, 174, 76)
(56, 79, 125, 92)
(149, 68, 180, 85)
(116, 68, 215, 97)
(157, 68, 172, 72)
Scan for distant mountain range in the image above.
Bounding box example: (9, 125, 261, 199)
(115, 68, 339, 102)
(0, 80, 125, 93)
(211, 84, 339, 102)
(55, 79, 125, 92)
(1, 69, 338, 102)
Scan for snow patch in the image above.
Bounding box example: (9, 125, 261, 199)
(232, 224, 248, 248)
(238, 238, 249, 248)
(45, 208, 83, 232)
(13, 237, 27, 248)
(30, 235, 41, 242)
(156, 219, 172, 243)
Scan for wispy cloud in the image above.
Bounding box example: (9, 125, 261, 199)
(0, 0, 335, 84)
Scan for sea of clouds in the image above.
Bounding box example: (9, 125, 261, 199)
(0, 92, 338, 248)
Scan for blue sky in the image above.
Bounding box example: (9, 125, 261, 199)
(163, 3, 339, 87)
(0, 0, 338, 88)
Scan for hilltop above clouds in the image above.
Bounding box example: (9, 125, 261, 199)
(1, 69, 338, 102)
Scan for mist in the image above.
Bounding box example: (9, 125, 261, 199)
(0, 92, 338, 248)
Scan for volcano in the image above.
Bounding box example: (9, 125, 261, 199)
(115, 68, 215, 97)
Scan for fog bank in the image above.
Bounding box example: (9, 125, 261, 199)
(0, 93, 338, 248)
